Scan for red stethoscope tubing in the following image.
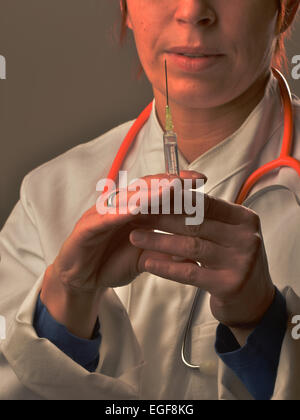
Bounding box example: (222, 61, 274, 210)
(103, 68, 300, 204)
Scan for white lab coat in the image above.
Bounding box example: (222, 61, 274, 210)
(0, 72, 300, 400)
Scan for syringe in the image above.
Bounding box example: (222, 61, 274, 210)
(163, 60, 180, 176)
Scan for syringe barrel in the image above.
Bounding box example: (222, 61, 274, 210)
(163, 130, 180, 176)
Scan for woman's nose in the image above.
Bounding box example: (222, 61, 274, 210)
(174, 0, 216, 27)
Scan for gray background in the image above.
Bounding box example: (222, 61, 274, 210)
(0, 0, 299, 228)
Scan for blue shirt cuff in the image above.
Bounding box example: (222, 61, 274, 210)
(33, 293, 101, 372)
(215, 287, 287, 400)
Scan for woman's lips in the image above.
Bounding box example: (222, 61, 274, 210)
(166, 52, 225, 73)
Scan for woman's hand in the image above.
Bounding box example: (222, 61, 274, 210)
(40, 170, 206, 339)
(129, 194, 275, 342)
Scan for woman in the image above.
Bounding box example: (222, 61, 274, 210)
(0, 0, 300, 400)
